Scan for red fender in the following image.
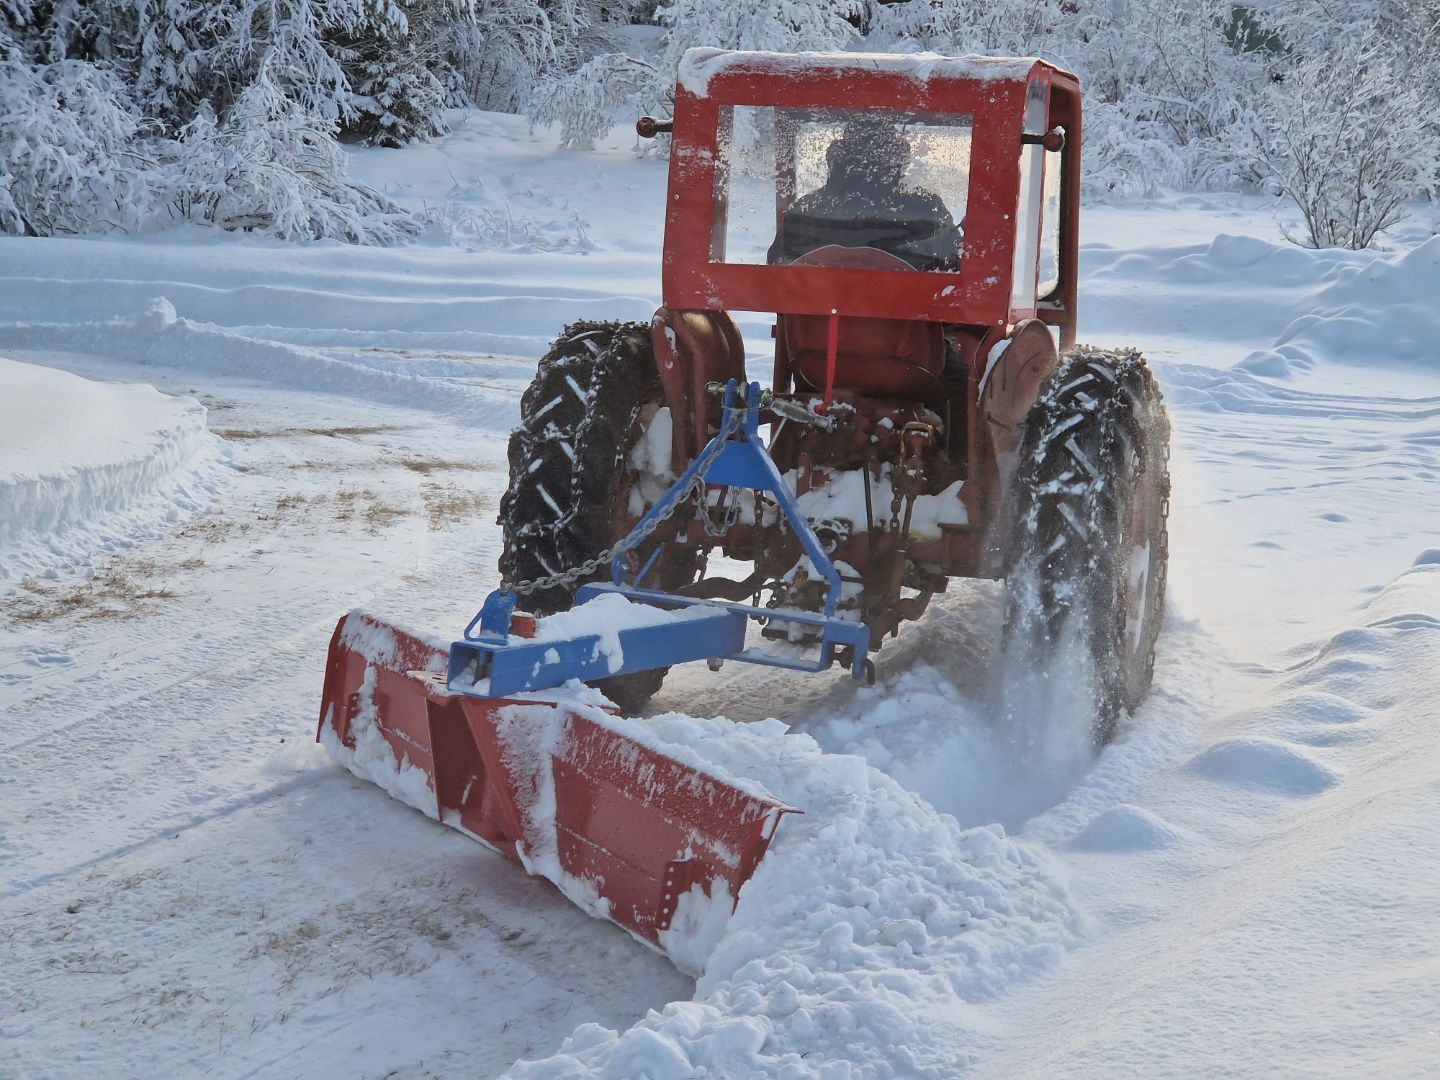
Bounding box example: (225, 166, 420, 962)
(651, 308, 747, 474)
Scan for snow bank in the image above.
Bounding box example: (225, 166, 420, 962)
(1240, 235, 1440, 377)
(0, 353, 230, 586)
(0, 299, 523, 430)
(978, 555, 1440, 1077)
(508, 713, 1083, 1078)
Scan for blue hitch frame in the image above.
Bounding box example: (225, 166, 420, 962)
(449, 381, 872, 700)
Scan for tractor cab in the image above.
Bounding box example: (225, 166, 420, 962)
(660, 49, 1079, 346)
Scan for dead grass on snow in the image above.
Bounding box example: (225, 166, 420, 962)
(420, 483, 492, 529)
(10, 560, 181, 624)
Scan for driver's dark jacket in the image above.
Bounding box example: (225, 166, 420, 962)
(767, 177, 962, 271)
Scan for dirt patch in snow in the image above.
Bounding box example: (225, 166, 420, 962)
(212, 424, 401, 441)
(392, 456, 495, 475)
(420, 483, 492, 528)
(7, 558, 192, 623)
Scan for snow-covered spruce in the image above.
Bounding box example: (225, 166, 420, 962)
(0, 1, 424, 241)
(1001, 347, 1170, 746)
(499, 319, 694, 712)
(333, 1, 451, 148)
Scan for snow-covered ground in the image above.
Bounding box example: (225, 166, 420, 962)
(2, 112, 1438, 1077)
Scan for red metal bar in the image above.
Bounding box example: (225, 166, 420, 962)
(823, 307, 839, 412)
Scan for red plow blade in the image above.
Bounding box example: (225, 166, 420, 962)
(317, 611, 795, 966)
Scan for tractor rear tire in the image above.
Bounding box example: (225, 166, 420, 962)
(498, 320, 681, 714)
(1002, 346, 1170, 747)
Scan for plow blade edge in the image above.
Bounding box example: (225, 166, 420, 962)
(317, 611, 794, 960)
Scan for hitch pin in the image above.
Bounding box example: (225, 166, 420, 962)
(705, 382, 838, 433)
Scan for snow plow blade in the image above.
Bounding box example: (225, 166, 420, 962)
(317, 611, 794, 959)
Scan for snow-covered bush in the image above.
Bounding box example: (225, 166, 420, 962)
(166, 68, 419, 243)
(0, 47, 157, 235)
(528, 52, 663, 149)
(1081, 0, 1260, 191)
(1256, 0, 1440, 213)
(1244, 31, 1438, 250)
(461, 0, 643, 112)
(0, 2, 429, 242)
(1080, 102, 1189, 200)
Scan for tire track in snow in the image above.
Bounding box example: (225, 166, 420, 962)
(0, 772, 323, 903)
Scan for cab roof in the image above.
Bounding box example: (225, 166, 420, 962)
(677, 48, 1058, 103)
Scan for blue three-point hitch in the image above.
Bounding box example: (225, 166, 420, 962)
(448, 381, 871, 699)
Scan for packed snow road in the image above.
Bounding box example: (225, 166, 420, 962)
(2, 117, 1438, 1077)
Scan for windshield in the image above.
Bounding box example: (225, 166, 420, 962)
(714, 105, 973, 273)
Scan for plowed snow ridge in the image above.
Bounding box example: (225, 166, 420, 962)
(0, 354, 230, 586)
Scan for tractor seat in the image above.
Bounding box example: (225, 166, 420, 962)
(781, 246, 946, 401)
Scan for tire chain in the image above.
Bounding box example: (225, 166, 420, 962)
(500, 423, 731, 598)
(1007, 345, 1170, 735)
(505, 334, 614, 549)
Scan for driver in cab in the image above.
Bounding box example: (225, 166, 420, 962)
(767, 122, 962, 272)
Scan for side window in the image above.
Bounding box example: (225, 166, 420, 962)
(1037, 146, 1063, 300)
(1010, 144, 1042, 310)
(1009, 80, 1048, 312)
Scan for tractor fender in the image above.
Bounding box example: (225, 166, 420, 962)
(651, 308, 747, 474)
(978, 318, 1060, 464)
(975, 319, 1061, 572)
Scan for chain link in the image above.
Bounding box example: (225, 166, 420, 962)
(502, 423, 733, 598)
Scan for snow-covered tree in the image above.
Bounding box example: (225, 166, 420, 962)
(129, 0, 224, 122)
(166, 62, 419, 242)
(3, 0, 125, 63)
(0, 38, 156, 236)
(863, 0, 1064, 57)
(527, 51, 661, 149)
(335, 0, 454, 146)
(175, 0, 361, 125)
(2, 0, 1432, 248)
(459, 0, 643, 112)
(865, 0, 1263, 196)
(1244, 28, 1438, 249)
(527, 0, 861, 149)
(658, 0, 861, 59)
(0, 1, 432, 241)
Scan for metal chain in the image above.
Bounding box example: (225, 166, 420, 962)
(502, 424, 733, 597)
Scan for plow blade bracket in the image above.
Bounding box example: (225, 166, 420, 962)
(318, 611, 796, 963)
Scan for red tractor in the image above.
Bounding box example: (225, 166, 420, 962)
(500, 49, 1169, 738)
(319, 50, 1170, 965)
